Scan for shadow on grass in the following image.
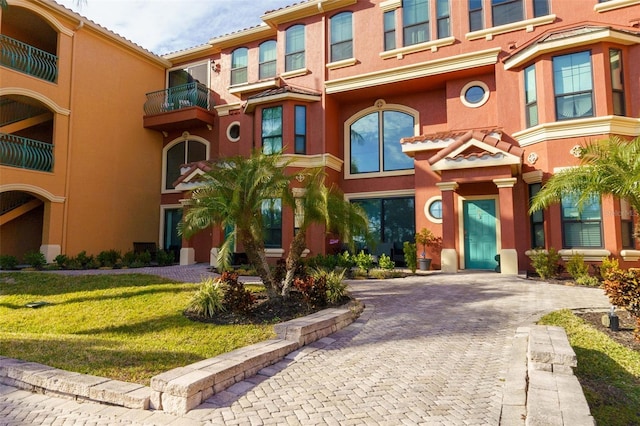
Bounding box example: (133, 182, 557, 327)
(0, 335, 206, 385)
(573, 347, 640, 426)
(0, 272, 182, 297)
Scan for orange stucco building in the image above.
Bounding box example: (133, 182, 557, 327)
(2, 0, 639, 274)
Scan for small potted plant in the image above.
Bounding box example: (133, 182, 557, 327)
(415, 228, 436, 271)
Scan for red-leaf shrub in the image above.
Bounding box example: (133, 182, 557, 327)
(294, 276, 327, 308)
(220, 271, 255, 314)
(603, 268, 640, 340)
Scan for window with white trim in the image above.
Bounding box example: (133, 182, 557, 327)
(262, 106, 283, 154)
(403, 0, 430, 46)
(561, 194, 602, 248)
(231, 48, 248, 85)
(349, 109, 415, 175)
(553, 51, 594, 121)
(262, 198, 282, 248)
(259, 41, 277, 79)
(468, 0, 549, 31)
(330, 12, 353, 62)
(285, 25, 305, 72)
(609, 48, 625, 116)
(164, 139, 207, 190)
(524, 64, 538, 127)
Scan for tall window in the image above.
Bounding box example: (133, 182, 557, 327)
(529, 183, 545, 248)
(330, 12, 353, 62)
(230, 48, 248, 85)
(351, 197, 415, 256)
(294, 105, 306, 154)
(168, 63, 208, 87)
(384, 10, 396, 51)
(350, 110, 415, 174)
(285, 25, 305, 72)
(163, 208, 182, 261)
(561, 194, 602, 248)
(533, 0, 549, 17)
(553, 51, 593, 121)
(436, 0, 450, 38)
(262, 198, 282, 248)
(524, 64, 538, 127)
(165, 140, 207, 190)
(492, 0, 523, 27)
(262, 106, 283, 154)
(469, 0, 483, 31)
(621, 199, 635, 249)
(403, 0, 429, 46)
(609, 48, 625, 116)
(259, 41, 277, 79)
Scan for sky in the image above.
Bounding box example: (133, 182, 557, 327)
(55, 0, 296, 55)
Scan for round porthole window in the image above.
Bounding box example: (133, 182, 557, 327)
(460, 81, 490, 108)
(424, 196, 443, 224)
(227, 122, 240, 142)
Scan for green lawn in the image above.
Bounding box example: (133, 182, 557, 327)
(539, 309, 640, 426)
(0, 272, 275, 385)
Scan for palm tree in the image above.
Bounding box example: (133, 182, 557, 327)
(280, 168, 369, 297)
(179, 152, 291, 299)
(180, 151, 369, 300)
(530, 136, 640, 237)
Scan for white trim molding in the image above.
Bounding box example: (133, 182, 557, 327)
(558, 249, 611, 262)
(514, 116, 640, 147)
(326, 48, 501, 94)
(0, 184, 65, 203)
(594, 0, 640, 13)
(621, 250, 640, 261)
(466, 14, 556, 41)
(379, 36, 456, 59)
(280, 153, 344, 172)
(327, 58, 357, 70)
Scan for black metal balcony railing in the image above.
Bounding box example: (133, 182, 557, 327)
(143, 82, 213, 115)
(0, 34, 58, 83)
(0, 133, 53, 172)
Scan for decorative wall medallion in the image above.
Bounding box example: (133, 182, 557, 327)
(570, 145, 583, 158)
(527, 152, 538, 165)
(295, 173, 306, 183)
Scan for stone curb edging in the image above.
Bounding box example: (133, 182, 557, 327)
(500, 325, 595, 426)
(0, 303, 363, 416)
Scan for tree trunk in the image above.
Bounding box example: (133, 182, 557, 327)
(239, 230, 278, 299)
(281, 229, 307, 299)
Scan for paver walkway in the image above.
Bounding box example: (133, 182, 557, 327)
(0, 269, 610, 425)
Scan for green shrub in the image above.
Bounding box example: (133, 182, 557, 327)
(354, 250, 374, 272)
(54, 254, 68, 269)
(575, 275, 600, 287)
(23, 251, 46, 270)
(306, 253, 339, 271)
(156, 249, 174, 266)
(599, 256, 620, 281)
(220, 271, 255, 314)
(186, 277, 225, 318)
(0, 255, 18, 270)
(378, 253, 395, 270)
(566, 253, 590, 280)
(337, 251, 354, 269)
(74, 251, 98, 269)
(97, 250, 121, 268)
(529, 248, 561, 279)
(311, 267, 348, 304)
(403, 241, 417, 273)
(136, 251, 152, 266)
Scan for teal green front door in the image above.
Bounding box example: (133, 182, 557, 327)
(463, 199, 497, 270)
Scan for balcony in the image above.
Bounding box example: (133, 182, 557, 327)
(0, 34, 58, 83)
(143, 82, 216, 132)
(0, 133, 54, 172)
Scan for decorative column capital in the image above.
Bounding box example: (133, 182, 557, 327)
(436, 181, 459, 191)
(493, 177, 517, 188)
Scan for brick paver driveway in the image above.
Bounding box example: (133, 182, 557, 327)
(0, 271, 609, 425)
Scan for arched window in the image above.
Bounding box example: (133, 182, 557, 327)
(285, 25, 305, 72)
(231, 47, 248, 85)
(348, 106, 415, 176)
(259, 40, 277, 79)
(164, 139, 208, 191)
(330, 12, 353, 62)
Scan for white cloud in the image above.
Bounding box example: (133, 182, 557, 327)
(55, 0, 294, 55)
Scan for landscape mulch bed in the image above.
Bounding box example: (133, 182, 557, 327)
(576, 309, 640, 353)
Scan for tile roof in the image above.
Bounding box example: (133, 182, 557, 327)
(247, 84, 322, 100)
(427, 129, 523, 166)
